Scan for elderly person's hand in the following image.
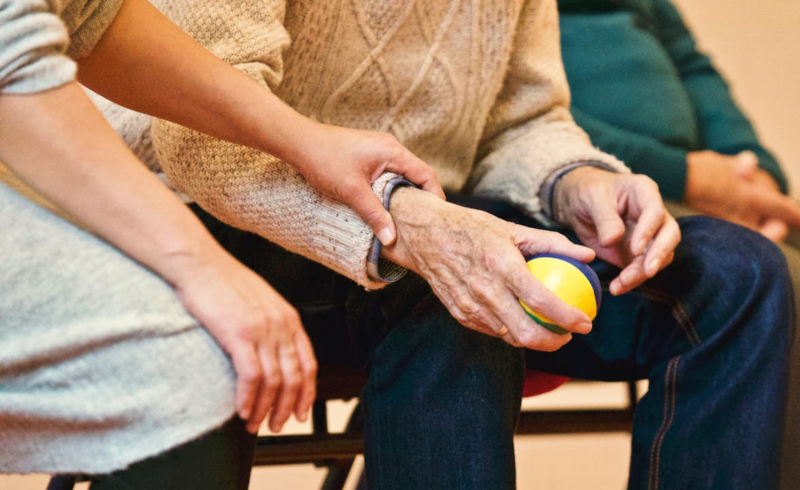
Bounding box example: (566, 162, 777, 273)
(380, 187, 596, 351)
(552, 167, 681, 296)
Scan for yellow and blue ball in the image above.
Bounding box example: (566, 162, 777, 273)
(519, 254, 602, 334)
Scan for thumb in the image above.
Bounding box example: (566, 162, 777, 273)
(734, 151, 759, 179)
(348, 188, 397, 246)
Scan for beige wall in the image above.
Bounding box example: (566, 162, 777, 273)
(671, 0, 800, 196)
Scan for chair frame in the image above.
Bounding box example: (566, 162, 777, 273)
(47, 380, 638, 490)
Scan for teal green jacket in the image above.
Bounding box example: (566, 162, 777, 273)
(558, 0, 787, 200)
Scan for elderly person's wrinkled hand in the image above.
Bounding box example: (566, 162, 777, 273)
(380, 187, 596, 351)
(552, 167, 681, 296)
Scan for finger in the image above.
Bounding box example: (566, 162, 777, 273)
(230, 346, 262, 423)
(384, 153, 446, 200)
(249, 343, 282, 434)
(292, 330, 318, 422)
(759, 218, 789, 243)
(464, 286, 570, 351)
(496, 284, 577, 351)
(586, 190, 626, 247)
(506, 263, 592, 335)
(609, 255, 647, 296)
(346, 187, 397, 246)
(641, 215, 681, 277)
(752, 191, 800, 229)
(455, 303, 522, 346)
(512, 226, 595, 263)
(268, 343, 303, 433)
(734, 151, 759, 179)
(628, 203, 669, 256)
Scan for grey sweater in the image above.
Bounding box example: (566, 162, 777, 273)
(0, 0, 237, 474)
(0, 0, 122, 94)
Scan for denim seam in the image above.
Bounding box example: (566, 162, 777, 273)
(636, 286, 702, 346)
(648, 355, 680, 490)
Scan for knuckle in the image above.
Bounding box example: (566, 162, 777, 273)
(637, 174, 659, 191)
(304, 358, 319, 378)
(282, 306, 302, 327)
(470, 279, 496, 303)
(283, 373, 301, 391)
(515, 329, 538, 348)
(239, 365, 260, 384)
(263, 369, 282, 390)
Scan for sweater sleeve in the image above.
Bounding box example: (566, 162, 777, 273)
(0, 0, 75, 94)
(467, 0, 629, 224)
(0, 0, 122, 94)
(652, 0, 788, 194)
(148, 0, 393, 289)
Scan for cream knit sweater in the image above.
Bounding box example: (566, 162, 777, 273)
(105, 0, 628, 289)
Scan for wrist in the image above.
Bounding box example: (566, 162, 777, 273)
(149, 227, 232, 290)
(379, 186, 442, 270)
(684, 151, 713, 207)
(552, 166, 610, 226)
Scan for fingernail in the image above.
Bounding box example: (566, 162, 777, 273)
(239, 406, 250, 420)
(648, 258, 661, 276)
(635, 239, 647, 255)
(377, 227, 394, 246)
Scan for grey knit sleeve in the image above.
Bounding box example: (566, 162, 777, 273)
(0, 0, 75, 93)
(0, 0, 122, 94)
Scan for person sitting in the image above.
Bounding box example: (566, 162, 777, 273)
(0, 0, 442, 487)
(557, 1, 800, 487)
(102, 0, 793, 488)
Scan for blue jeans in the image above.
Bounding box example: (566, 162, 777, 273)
(193, 201, 793, 490)
(527, 217, 794, 490)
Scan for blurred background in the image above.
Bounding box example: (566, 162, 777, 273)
(673, 0, 800, 196)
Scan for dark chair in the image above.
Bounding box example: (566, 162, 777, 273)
(251, 372, 639, 490)
(47, 371, 638, 490)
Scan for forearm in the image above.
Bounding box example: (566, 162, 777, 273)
(0, 82, 225, 284)
(152, 118, 391, 289)
(76, 0, 314, 165)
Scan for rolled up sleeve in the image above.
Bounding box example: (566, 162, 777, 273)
(0, 0, 75, 94)
(0, 0, 122, 94)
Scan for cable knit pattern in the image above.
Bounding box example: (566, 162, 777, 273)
(104, 0, 628, 289)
